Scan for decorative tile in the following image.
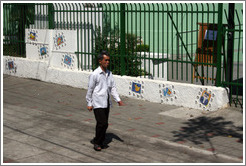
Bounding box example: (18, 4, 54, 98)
(159, 84, 177, 104)
(64, 55, 72, 66)
(5, 58, 17, 73)
(27, 29, 38, 44)
(129, 80, 144, 99)
(132, 82, 141, 94)
(61, 54, 75, 70)
(38, 45, 49, 59)
(195, 88, 214, 111)
(8, 61, 14, 70)
(54, 32, 66, 50)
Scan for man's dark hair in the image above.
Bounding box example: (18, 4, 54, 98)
(98, 50, 110, 61)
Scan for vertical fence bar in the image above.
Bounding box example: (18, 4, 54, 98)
(161, 4, 165, 79)
(79, 4, 83, 70)
(83, 4, 86, 70)
(135, 3, 138, 77)
(117, 4, 121, 74)
(215, 3, 223, 86)
(148, 4, 151, 78)
(48, 3, 54, 29)
(152, 3, 155, 78)
(129, 4, 133, 75)
(157, 4, 160, 78)
(201, 4, 205, 84)
(190, 4, 194, 83)
(206, 4, 209, 84)
(125, 4, 128, 74)
(87, 4, 90, 70)
(226, 3, 235, 102)
(194, 4, 198, 83)
(143, 4, 146, 78)
(20, 4, 25, 57)
(185, 3, 188, 81)
(166, 4, 170, 80)
(175, 4, 178, 80)
(139, 4, 142, 77)
(212, 4, 216, 85)
(91, 3, 95, 70)
(75, 3, 79, 70)
(180, 4, 183, 81)
(120, 3, 126, 75)
(234, 9, 242, 107)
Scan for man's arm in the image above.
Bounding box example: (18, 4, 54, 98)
(110, 75, 124, 106)
(86, 74, 96, 111)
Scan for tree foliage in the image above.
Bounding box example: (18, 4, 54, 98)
(93, 26, 149, 77)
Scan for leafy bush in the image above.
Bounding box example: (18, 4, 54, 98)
(136, 44, 150, 52)
(93, 27, 150, 77)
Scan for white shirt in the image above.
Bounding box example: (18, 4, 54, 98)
(86, 66, 121, 109)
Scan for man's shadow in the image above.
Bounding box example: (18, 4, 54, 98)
(104, 133, 124, 148)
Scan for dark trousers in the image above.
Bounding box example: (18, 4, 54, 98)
(93, 107, 110, 145)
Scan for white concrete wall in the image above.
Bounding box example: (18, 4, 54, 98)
(3, 55, 229, 111)
(3, 28, 229, 111)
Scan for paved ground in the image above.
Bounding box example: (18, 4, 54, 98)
(2, 75, 244, 164)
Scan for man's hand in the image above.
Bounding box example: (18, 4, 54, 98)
(118, 101, 125, 106)
(87, 106, 93, 112)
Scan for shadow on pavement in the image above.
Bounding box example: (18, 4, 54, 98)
(104, 133, 124, 147)
(172, 116, 243, 150)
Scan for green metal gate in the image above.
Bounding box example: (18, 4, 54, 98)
(3, 3, 36, 57)
(222, 4, 243, 108)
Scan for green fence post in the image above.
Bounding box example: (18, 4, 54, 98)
(226, 3, 235, 104)
(120, 3, 126, 76)
(215, 3, 223, 87)
(48, 3, 54, 29)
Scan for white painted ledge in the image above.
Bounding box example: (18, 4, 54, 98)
(3, 56, 229, 111)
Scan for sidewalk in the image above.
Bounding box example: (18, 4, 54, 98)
(2, 75, 244, 163)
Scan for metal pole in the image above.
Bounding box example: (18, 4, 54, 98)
(226, 3, 235, 101)
(48, 4, 54, 29)
(215, 3, 223, 86)
(120, 3, 126, 75)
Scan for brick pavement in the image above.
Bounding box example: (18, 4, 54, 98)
(2, 75, 244, 163)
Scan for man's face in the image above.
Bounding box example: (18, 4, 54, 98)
(99, 55, 110, 70)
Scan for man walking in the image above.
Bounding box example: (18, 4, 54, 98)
(86, 50, 124, 151)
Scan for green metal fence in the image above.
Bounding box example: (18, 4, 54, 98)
(3, 3, 34, 57)
(222, 4, 243, 108)
(3, 3, 243, 107)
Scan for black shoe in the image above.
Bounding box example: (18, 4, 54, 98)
(91, 139, 108, 149)
(93, 144, 101, 151)
(100, 144, 109, 149)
